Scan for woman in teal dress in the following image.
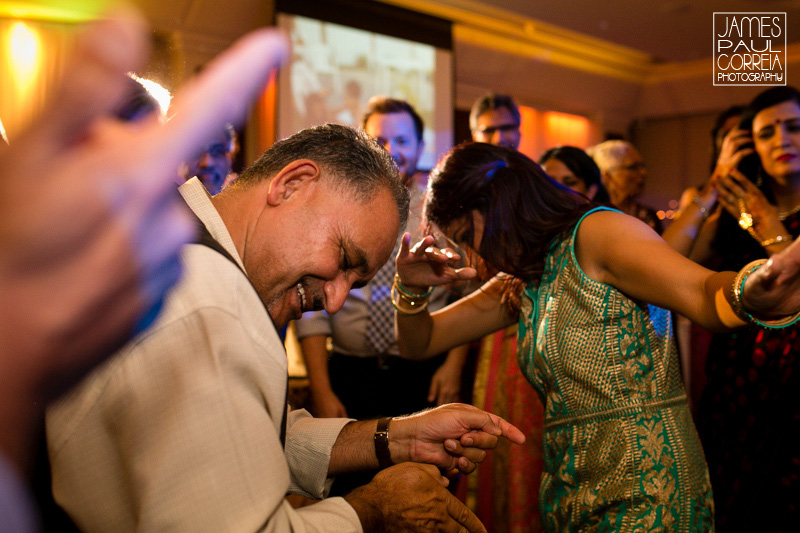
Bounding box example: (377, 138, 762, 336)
(393, 142, 800, 532)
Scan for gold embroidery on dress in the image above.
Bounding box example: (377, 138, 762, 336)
(517, 215, 714, 532)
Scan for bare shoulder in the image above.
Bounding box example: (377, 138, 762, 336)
(575, 210, 662, 283)
(576, 209, 659, 244)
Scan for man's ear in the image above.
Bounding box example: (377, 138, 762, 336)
(587, 183, 599, 200)
(266, 159, 321, 206)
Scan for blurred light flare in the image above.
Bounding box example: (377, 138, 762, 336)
(8, 21, 40, 92)
(129, 73, 172, 117)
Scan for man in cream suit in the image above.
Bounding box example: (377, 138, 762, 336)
(47, 124, 524, 532)
(1, 12, 290, 533)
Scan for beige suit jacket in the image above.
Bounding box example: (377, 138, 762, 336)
(46, 179, 361, 532)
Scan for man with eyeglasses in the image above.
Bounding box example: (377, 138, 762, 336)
(590, 139, 663, 234)
(466, 93, 547, 531)
(469, 94, 522, 150)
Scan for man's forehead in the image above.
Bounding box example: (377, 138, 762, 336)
(203, 129, 234, 150)
(346, 190, 399, 256)
(367, 111, 415, 131)
(478, 107, 517, 125)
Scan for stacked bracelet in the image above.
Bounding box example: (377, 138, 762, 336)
(759, 234, 792, 248)
(730, 260, 764, 323)
(391, 273, 433, 315)
(394, 273, 433, 298)
(731, 259, 800, 329)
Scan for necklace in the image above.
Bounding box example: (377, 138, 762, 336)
(778, 203, 800, 220)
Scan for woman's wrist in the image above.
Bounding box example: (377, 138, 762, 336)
(735, 259, 800, 328)
(691, 196, 711, 219)
(759, 234, 793, 249)
(394, 273, 433, 296)
(392, 273, 432, 315)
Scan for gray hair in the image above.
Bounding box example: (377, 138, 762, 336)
(588, 140, 637, 174)
(235, 123, 409, 230)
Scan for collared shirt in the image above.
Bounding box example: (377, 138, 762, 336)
(295, 181, 452, 357)
(46, 178, 361, 532)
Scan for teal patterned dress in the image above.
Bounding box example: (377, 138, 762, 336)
(517, 208, 714, 532)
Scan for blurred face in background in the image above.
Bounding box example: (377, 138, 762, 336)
(364, 111, 423, 184)
(471, 107, 521, 150)
(180, 130, 235, 195)
(542, 157, 596, 198)
(603, 146, 646, 201)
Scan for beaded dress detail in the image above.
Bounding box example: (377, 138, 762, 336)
(517, 208, 714, 532)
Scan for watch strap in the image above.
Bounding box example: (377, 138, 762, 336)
(373, 417, 393, 469)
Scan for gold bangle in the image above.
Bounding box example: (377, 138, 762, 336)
(760, 235, 792, 248)
(397, 291, 426, 305)
(730, 260, 764, 323)
(390, 284, 429, 315)
(732, 259, 800, 329)
(392, 276, 431, 304)
(393, 273, 433, 298)
(751, 311, 800, 328)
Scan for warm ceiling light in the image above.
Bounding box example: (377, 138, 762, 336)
(0, 1, 106, 23)
(9, 21, 39, 86)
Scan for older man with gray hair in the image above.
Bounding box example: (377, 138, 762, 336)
(47, 123, 523, 533)
(590, 139, 663, 233)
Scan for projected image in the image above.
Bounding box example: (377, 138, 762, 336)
(277, 13, 451, 171)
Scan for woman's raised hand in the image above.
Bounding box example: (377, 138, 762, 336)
(716, 169, 790, 252)
(395, 233, 476, 289)
(716, 169, 775, 221)
(715, 126, 754, 175)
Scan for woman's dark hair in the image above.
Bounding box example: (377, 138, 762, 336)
(425, 142, 593, 287)
(539, 145, 610, 204)
(710, 105, 745, 172)
(739, 86, 800, 131)
(732, 86, 800, 198)
(713, 86, 800, 266)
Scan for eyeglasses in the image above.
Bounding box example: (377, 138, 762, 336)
(473, 123, 520, 136)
